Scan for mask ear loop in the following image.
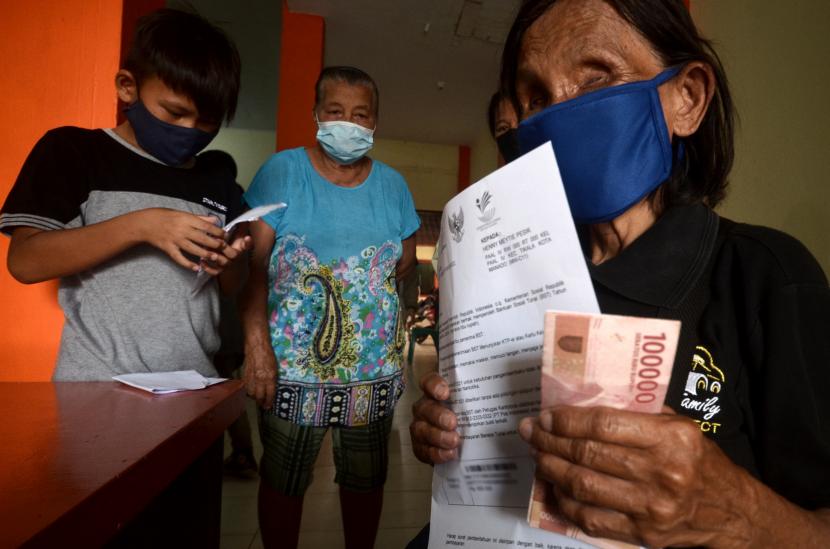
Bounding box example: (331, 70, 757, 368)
(674, 140, 686, 163)
(656, 66, 688, 210)
(652, 138, 689, 211)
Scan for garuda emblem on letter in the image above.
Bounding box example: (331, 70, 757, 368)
(448, 207, 464, 243)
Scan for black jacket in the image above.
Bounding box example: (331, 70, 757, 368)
(590, 204, 830, 510)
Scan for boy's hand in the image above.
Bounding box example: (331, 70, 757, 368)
(138, 208, 230, 272)
(198, 230, 252, 277)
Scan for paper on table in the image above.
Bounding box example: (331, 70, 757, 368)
(112, 370, 227, 394)
(527, 311, 680, 548)
(192, 202, 286, 294)
(428, 143, 600, 549)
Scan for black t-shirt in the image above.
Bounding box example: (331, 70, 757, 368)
(590, 204, 830, 510)
(1, 127, 243, 233)
(0, 127, 245, 380)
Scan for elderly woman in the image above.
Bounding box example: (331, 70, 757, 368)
(242, 66, 419, 549)
(487, 91, 520, 164)
(410, 1, 830, 547)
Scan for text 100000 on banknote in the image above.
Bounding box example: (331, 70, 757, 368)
(527, 311, 681, 549)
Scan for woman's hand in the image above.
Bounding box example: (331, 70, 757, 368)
(410, 372, 461, 464)
(519, 406, 759, 549)
(243, 343, 277, 409)
(239, 219, 278, 409)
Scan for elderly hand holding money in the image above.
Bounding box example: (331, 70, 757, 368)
(518, 407, 758, 548)
(414, 369, 830, 549)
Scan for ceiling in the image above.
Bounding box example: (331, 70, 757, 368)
(288, 0, 522, 145)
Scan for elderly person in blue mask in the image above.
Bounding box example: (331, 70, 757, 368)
(409, 1, 830, 547)
(488, 91, 521, 164)
(242, 66, 420, 549)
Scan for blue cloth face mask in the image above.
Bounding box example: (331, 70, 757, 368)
(316, 118, 375, 165)
(517, 67, 681, 224)
(124, 100, 217, 166)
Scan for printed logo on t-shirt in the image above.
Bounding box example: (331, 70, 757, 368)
(202, 197, 228, 212)
(680, 345, 725, 434)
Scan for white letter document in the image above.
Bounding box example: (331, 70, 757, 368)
(429, 144, 600, 548)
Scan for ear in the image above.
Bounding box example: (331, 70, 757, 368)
(663, 61, 716, 138)
(115, 69, 138, 104)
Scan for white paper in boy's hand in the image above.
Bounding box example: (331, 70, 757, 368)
(191, 202, 286, 295)
(112, 370, 228, 394)
(222, 203, 286, 234)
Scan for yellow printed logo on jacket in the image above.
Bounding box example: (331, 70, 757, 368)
(681, 345, 725, 434)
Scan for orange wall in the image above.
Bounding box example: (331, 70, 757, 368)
(457, 145, 472, 192)
(276, 1, 325, 151)
(0, 2, 123, 380)
(117, 0, 166, 123)
(121, 0, 165, 66)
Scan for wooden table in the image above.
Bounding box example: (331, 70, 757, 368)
(0, 381, 245, 548)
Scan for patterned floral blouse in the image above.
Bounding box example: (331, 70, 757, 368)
(245, 148, 421, 426)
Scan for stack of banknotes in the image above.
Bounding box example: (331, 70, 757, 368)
(527, 311, 681, 549)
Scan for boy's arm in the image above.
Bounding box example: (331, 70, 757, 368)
(240, 220, 278, 409)
(7, 208, 227, 284)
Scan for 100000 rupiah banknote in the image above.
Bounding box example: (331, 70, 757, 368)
(527, 311, 681, 549)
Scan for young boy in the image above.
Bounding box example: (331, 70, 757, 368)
(0, 9, 250, 381)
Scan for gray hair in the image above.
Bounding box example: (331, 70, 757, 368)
(314, 66, 379, 115)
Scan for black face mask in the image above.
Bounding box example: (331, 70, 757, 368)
(124, 99, 216, 166)
(496, 128, 522, 163)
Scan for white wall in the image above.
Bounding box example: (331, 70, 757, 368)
(470, 126, 499, 184)
(178, 0, 281, 132)
(373, 132, 498, 213)
(208, 132, 461, 209)
(205, 128, 276, 189)
(692, 1, 830, 272)
(373, 128, 499, 214)
(179, 0, 281, 189)
(371, 137, 458, 211)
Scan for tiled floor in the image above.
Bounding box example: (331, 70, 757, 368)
(220, 340, 438, 549)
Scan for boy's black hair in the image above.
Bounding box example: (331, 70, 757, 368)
(124, 8, 241, 124)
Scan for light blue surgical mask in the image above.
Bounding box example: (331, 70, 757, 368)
(316, 117, 375, 165)
(518, 67, 682, 224)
